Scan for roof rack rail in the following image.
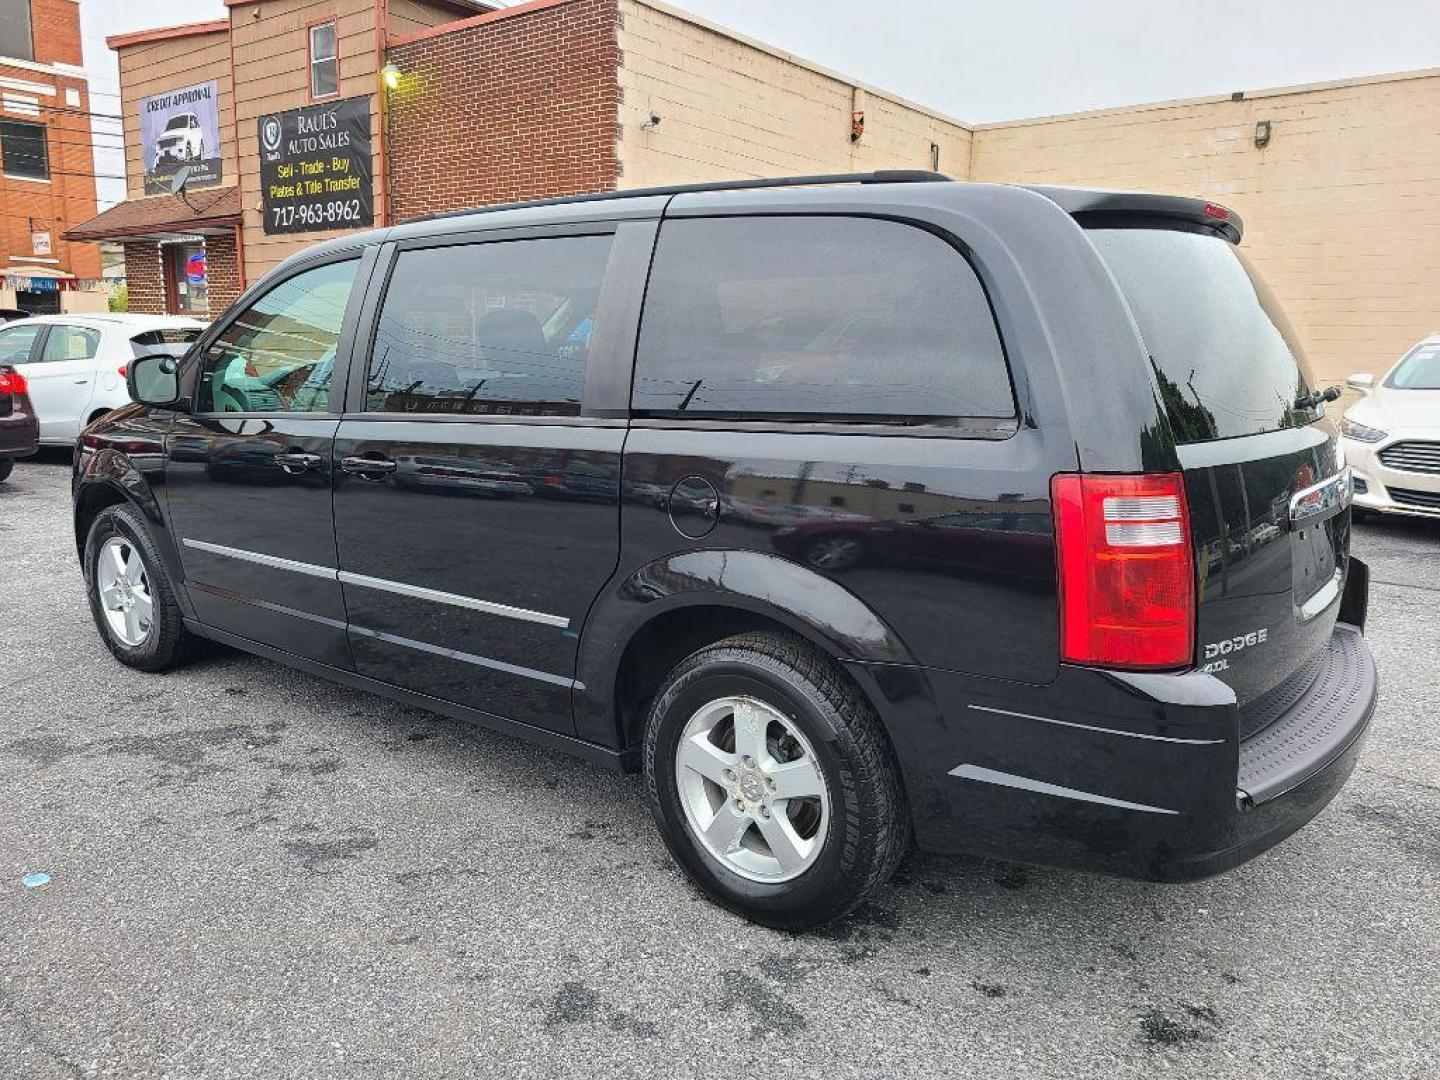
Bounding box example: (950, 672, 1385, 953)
(412, 170, 953, 225)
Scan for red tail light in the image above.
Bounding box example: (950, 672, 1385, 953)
(117, 364, 128, 378)
(1051, 473, 1195, 670)
(0, 368, 26, 396)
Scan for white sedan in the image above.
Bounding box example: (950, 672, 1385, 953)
(0, 314, 205, 445)
(1342, 334, 1440, 520)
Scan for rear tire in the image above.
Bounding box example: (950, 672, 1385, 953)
(643, 631, 909, 928)
(84, 503, 196, 672)
(0, 456, 12, 482)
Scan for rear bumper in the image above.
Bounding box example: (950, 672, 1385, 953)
(0, 412, 40, 458)
(860, 619, 1376, 881)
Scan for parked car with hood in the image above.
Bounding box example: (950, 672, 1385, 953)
(1343, 335, 1440, 520)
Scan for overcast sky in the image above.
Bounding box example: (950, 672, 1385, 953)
(80, 0, 1440, 206)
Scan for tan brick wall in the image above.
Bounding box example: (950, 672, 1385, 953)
(386, 0, 621, 220)
(970, 71, 1440, 387)
(616, 0, 971, 188)
(121, 241, 165, 314)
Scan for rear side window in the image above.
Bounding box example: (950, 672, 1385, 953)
(366, 234, 613, 417)
(131, 328, 203, 353)
(632, 217, 1013, 423)
(41, 325, 100, 362)
(1087, 227, 1318, 443)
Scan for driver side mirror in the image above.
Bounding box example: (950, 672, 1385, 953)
(128, 354, 182, 407)
(1345, 373, 1375, 393)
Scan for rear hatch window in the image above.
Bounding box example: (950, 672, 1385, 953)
(1087, 226, 1321, 443)
(1088, 223, 1349, 724)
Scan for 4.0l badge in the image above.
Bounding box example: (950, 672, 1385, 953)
(1202, 628, 1269, 672)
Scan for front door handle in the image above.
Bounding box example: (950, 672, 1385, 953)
(275, 451, 324, 475)
(340, 455, 397, 479)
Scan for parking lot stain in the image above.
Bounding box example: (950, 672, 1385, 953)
(993, 865, 1030, 890)
(283, 826, 379, 873)
(972, 981, 1008, 998)
(544, 981, 658, 1039)
(719, 970, 807, 1040)
(3, 733, 82, 767)
(1138, 1004, 1221, 1048)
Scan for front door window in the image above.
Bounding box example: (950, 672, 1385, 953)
(196, 258, 359, 413)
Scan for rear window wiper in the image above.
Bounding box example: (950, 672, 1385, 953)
(1295, 385, 1341, 410)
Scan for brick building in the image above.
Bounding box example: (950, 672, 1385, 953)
(67, 0, 1440, 383)
(0, 0, 101, 313)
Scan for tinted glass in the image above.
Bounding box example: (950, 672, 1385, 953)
(367, 235, 613, 417)
(0, 0, 33, 62)
(633, 216, 1013, 422)
(1386, 341, 1440, 390)
(130, 328, 203, 352)
(1088, 227, 1318, 443)
(197, 259, 358, 413)
(0, 120, 47, 180)
(310, 23, 338, 98)
(41, 325, 100, 362)
(0, 323, 41, 364)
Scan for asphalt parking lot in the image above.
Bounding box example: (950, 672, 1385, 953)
(1, 449, 1436, 1079)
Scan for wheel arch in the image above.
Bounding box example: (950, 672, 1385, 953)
(573, 548, 919, 756)
(73, 450, 190, 617)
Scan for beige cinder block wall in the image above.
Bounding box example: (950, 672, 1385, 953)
(971, 70, 1440, 388)
(617, 0, 972, 187)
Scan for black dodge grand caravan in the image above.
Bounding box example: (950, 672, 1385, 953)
(75, 172, 1377, 927)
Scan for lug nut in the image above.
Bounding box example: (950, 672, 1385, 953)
(758, 806, 771, 819)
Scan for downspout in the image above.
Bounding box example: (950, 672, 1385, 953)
(225, 9, 247, 289)
(374, 0, 390, 227)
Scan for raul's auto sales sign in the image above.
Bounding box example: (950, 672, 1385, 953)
(258, 95, 374, 235)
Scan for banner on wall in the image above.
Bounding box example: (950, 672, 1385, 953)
(140, 80, 223, 195)
(258, 95, 374, 236)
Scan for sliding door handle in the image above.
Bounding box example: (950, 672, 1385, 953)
(275, 451, 324, 474)
(341, 455, 397, 479)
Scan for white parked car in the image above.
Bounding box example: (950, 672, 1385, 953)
(0, 314, 205, 445)
(1342, 334, 1440, 520)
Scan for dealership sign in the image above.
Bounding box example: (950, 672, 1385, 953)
(140, 80, 223, 195)
(259, 95, 374, 236)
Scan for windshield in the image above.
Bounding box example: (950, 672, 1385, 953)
(164, 116, 190, 132)
(1088, 226, 1318, 443)
(1385, 340, 1440, 389)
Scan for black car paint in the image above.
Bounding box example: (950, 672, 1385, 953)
(74, 180, 1376, 882)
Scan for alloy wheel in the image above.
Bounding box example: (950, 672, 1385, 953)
(675, 695, 830, 882)
(97, 536, 154, 647)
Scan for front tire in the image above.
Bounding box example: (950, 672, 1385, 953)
(0, 456, 12, 482)
(643, 632, 909, 928)
(84, 503, 195, 672)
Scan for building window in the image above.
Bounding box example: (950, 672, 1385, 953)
(0, 121, 48, 180)
(309, 22, 338, 99)
(0, 0, 33, 63)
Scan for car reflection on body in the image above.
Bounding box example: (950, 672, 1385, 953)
(773, 509, 1054, 580)
(393, 455, 535, 497)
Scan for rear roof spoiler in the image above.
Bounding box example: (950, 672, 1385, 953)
(1024, 185, 1243, 244)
